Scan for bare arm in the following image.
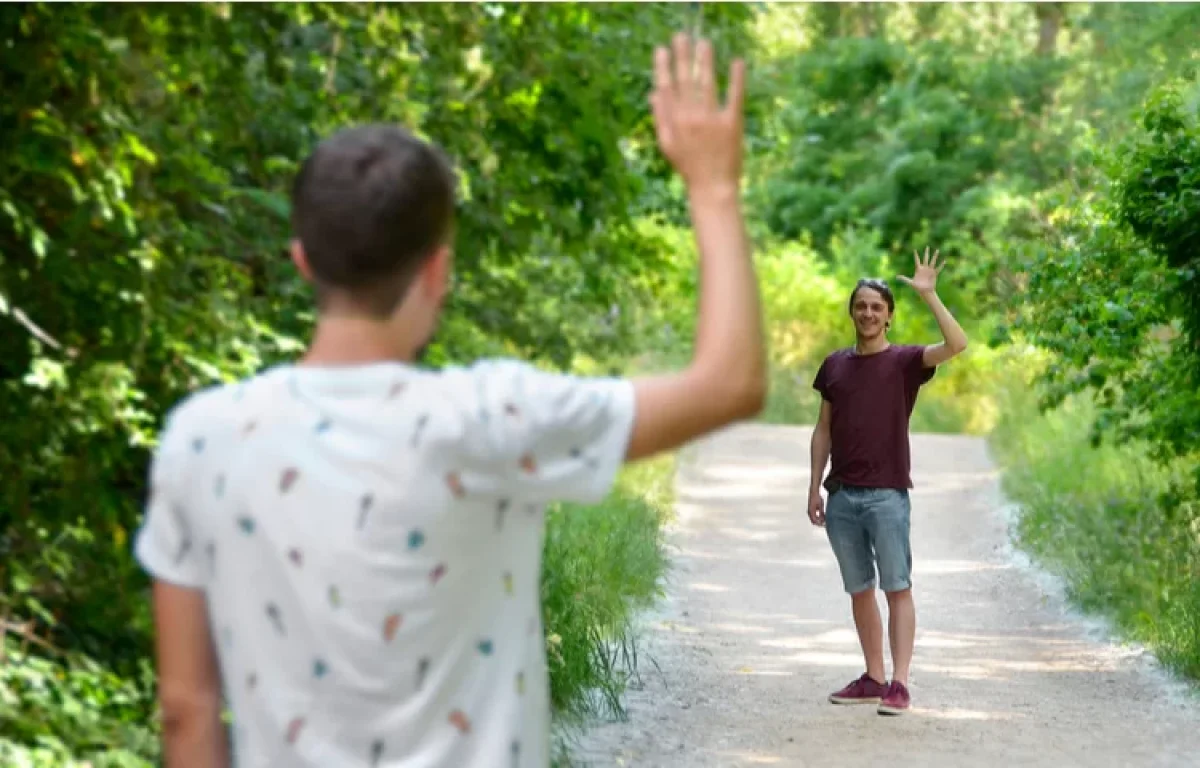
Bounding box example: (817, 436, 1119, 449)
(809, 400, 832, 495)
(152, 581, 230, 768)
(626, 35, 766, 461)
(806, 400, 832, 526)
(897, 248, 968, 368)
(919, 289, 968, 368)
(627, 184, 764, 459)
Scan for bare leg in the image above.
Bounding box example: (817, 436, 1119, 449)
(851, 587, 887, 684)
(885, 587, 915, 685)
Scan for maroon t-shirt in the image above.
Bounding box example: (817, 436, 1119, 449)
(812, 344, 935, 489)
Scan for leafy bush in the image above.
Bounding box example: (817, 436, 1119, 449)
(990, 361, 1200, 680)
(1010, 74, 1200, 463)
(0, 640, 158, 767)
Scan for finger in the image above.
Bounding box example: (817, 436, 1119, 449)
(896, 275, 912, 285)
(654, 45, 675, 99)
(724, 57, 746, 117)
(913, 250, 920, 270)
(696, 38, 716, 107)
(934, 249, 943, 270)
(673, 33, 692, 97)
(649, 91, 675, 154)
(924, 246, 931, 266)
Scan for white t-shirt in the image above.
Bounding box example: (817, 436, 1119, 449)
(133, 359, 636, 767)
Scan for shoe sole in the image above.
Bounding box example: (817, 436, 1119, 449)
(829, 696, 882, 705)
(877, 704, 909, 716)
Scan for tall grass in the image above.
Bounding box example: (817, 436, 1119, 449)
(989, 361, 1200, 682)
(541, 454, 675, 733)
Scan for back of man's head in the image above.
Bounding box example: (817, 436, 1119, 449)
(290, 124, 457, 317)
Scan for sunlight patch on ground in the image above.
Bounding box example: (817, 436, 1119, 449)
(709, 622, 776, 635)
(713, 752, 784, 765)
(684, 550, 829, 569)
(913, 559, 1014, 575)
(715, 526, 785, 542)
(731, 667, 795, 677)
(689, 582, 731, 593)
(917, 706, 1025, 722)
(759, 629, 862, 651)
(780, 650, 868, 668)
(914, 654, 1124, 681)
(916, 630, 1083, 650)
(699, 463, 807, 485)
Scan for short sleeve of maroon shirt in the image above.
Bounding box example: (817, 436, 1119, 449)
(812, 344, 935, 490)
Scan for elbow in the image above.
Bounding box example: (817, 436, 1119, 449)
(733, 361, 768, 419)
(691, 359, 767, 422)
(714, 371, 767, 421)
(952, 336, 969, 355)
(735, 377, 767, 419)
(160, 686, 222, 735)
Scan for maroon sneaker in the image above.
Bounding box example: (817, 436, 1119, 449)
(828, 673, 888, 705)
(877, 680, 911, 715)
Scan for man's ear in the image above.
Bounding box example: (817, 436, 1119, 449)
(290, 239, 315, 283)
(419, 245, 452, 305)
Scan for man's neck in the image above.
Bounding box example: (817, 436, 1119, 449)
(300, 317, 423, 367)
(854, 335, 891, 356)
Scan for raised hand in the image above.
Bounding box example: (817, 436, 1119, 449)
(650, 33, 745, 193)
(897, 247, 945, 296)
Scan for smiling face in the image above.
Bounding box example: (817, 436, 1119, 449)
(848, 280, 894, 342)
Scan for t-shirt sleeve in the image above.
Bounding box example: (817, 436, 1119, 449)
(812, 357, 831, 401)
(903, 345, 937, 387)
(132, 403, 207, 589)
(457, 360, 637, 506)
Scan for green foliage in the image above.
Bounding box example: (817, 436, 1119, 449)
(989, 365, 1200, 681)
(7, 1, 1200, 761)
(0, 641, 158, 767)
(747, 6, 1063, 327)
(0, 2, 747, 761)
(1010, 74, 1200, 461)
(541, 456, 673, 727)
(0, 0, 749, 678)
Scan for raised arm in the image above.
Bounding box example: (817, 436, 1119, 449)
(897, 247, 968, 368)
(625, 34, 766, 461)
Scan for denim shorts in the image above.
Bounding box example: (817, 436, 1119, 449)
(824, 485, 912, 594)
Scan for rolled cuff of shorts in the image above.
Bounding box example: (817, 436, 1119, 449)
(879, 575, 912, 593)
(844, 577, 877, 595)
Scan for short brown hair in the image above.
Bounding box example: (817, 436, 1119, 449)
(290, 124, 457, 317)
(848, 278, 895, 314)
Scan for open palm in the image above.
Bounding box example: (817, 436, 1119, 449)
(898, 247, 944, 295)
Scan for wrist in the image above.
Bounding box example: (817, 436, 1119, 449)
(687, 181, 740, 207)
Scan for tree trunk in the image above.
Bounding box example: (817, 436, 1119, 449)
(1035, 2, 1064, 57)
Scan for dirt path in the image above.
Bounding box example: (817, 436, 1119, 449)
(570, 424, 1200, 767)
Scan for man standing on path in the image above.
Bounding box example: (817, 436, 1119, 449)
(807, 248, 968, 716)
